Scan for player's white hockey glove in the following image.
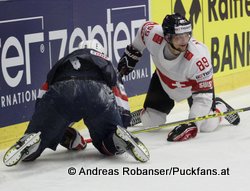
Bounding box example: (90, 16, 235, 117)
(118, 45, 142, 75)
(167, 122, 198, 142)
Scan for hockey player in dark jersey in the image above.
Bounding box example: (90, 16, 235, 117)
(3, 39, 149, 166)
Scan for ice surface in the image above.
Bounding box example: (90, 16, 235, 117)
(1, 86, 250, 191)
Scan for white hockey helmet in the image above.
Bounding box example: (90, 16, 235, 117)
(78, 39, 107, 56)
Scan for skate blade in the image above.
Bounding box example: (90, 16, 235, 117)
(3, 132, 41, 167)
(131, 141, 150, 163)
(116, 126, 150, 162)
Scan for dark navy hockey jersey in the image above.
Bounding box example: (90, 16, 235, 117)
(46, 48, 117, 88)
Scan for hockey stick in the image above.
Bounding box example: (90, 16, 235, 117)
(130, 106, 250, 134)
(84, 106, 250, 143)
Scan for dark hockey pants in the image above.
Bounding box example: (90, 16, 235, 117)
(25, 80, 124, 160)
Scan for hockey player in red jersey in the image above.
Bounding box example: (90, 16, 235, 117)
(118, 13, 240, 142)
(3, 39, 149, 167)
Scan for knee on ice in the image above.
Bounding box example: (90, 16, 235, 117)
(198, 117, 221, 132)
(141, 107, 166, 126)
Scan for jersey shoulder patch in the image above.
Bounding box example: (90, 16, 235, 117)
(141, 21, 158, 44)
(152, 33, 164, 44)
(184, 50, 194, 61)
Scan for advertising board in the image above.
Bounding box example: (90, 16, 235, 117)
(0, 0, 150, 128)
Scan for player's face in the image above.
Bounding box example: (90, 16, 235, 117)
(171, 33, 190, 52)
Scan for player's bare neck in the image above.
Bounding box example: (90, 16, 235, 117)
(164, 44, 180, 60)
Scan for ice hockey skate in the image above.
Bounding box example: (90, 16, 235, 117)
(3, 132, 41, 167)
(215, 97, 240, 125)
(115, 126, 150, 162)
(130, 109, 142, 126)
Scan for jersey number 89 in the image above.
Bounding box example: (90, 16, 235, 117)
(196, 57, 209, 71)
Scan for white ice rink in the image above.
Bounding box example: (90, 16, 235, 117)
(1, 86, 250, 191)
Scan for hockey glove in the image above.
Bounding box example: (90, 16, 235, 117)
(118, 45, 142, 75)
(60, 127, 87, 151)
(167, 122, 198, 142)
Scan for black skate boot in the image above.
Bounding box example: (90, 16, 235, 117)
(215, 97, 240, 125)
(114, 126, 150, 162)
(3, 132, 41, 167)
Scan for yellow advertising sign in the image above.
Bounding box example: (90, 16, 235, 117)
(205, 0, 250, 75)
(150, 0, 250, 91)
